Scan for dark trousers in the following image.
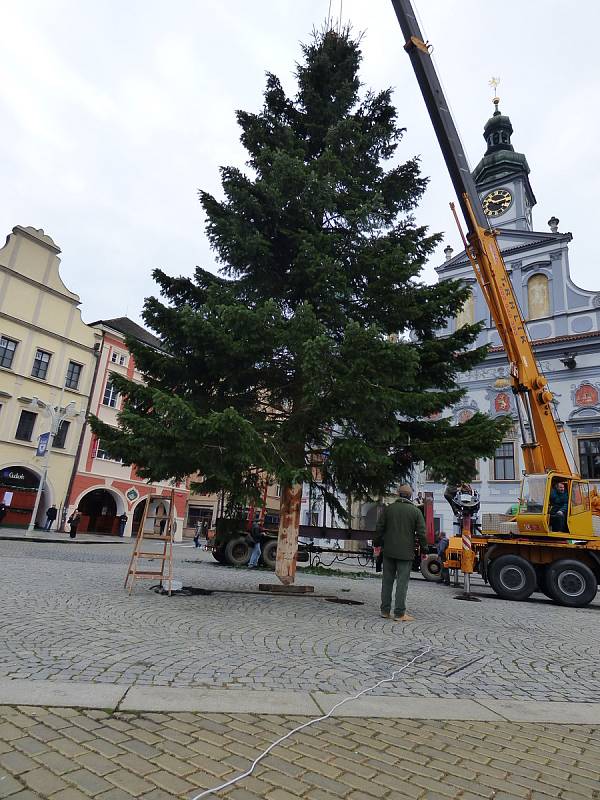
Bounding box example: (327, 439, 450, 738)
(381, 557, 412, 617)
(550, 511, 568, 533)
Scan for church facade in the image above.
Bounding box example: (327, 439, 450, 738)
(422, 100, 600, 535)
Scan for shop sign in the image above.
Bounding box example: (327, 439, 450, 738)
(0, 468, 38, 488)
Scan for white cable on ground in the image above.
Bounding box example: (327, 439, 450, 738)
(189, 646, 432, 800)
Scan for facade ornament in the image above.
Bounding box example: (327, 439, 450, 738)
(573, 382, 600, 408)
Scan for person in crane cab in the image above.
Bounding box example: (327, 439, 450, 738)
(549, 480, 569, 532)
(373, 484, 428, 622)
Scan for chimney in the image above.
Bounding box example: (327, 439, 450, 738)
(548, 216, 559, 233)
(444, 245, 454, 262)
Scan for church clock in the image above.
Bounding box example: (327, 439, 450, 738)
(482, 188, 513, 217)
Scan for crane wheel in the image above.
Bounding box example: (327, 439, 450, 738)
(544, 559, 598, 608)
(488, 554, 537, 601)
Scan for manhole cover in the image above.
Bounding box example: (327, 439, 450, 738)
(373, 647, 484, 677)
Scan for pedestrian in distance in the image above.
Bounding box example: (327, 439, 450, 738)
(44, 504, 58, 531)
(193, 520, 203, 548)
(436, 531, 450, 585)
(0, 501, 7, 526)
(373, 484, 428, 622)
(248, 522, 263, 568)
(68, 510, 82, 539)
(118, 512, 128, 536)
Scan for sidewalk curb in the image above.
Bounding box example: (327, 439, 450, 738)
(0, 533, 126, 544)
(1, 679, 599, 723)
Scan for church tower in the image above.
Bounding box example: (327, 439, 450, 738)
(472, 95, 536, 231)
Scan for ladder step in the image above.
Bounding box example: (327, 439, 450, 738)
(135, 552, 168, 558)
(127, 570, 165, 578)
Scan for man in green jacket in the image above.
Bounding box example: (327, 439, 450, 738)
(373, 484, 427, 622)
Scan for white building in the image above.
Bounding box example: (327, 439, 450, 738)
(423, 100, 600, 535)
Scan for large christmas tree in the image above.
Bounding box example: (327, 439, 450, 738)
(91, 28, 510, 582)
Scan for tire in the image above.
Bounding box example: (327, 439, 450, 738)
(223, 536, 251, 566)
(545, 559, 598, 608)
(488, 554, 537, 601)
(420, 554, 443, 582)
(261, 539, 277, 569)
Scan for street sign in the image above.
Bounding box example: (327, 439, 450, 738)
(36, 431, 51, 457)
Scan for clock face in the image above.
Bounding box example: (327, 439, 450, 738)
(482, 188, 513, 217)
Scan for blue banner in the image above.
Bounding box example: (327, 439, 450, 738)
(36, 431, 50, 457)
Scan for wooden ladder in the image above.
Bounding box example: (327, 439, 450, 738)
(125, 490, 175, 595)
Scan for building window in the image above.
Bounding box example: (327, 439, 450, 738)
(31, 349, 52, 380)
(578, 438, 600, 479)
(65, 361, 82, 390)
(103, 380, 118, 408)
(111, 352, 127, 366)
(95, 440, 108, 459)
(0, 336, 18, 369)
(94, 438, 122, 462)
(275, 484, 281, 498)
(53, 420, 70, 449)
(15, 410, 36, 441)
(455, 291, 475, 329)
(527, 274, 550, 320)
(187, 506, 213, 527)
(493, 442, 516, 480)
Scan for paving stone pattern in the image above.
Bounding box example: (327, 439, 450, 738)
(2, 541, 600, 701)
(1, 704, 600, 800)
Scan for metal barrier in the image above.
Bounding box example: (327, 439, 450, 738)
(305, 543, 375, 569)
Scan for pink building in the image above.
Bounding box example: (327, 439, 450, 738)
(67, 318, 188, 538)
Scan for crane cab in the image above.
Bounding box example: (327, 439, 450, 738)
(515, 472, 596, 540)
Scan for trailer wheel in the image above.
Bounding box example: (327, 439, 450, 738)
(420, 554, 443, 582)
(224, 536, 251, 566)
(261, 539, 277, 569)
(488, 554, 536, 601)
(545, 559, 598, 608)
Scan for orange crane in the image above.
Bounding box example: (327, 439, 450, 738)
(391, 0, 600, 606)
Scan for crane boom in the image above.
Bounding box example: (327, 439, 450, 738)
(390, 0, 573, 476)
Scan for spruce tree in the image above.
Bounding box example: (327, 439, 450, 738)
(91, 28, 510, 582)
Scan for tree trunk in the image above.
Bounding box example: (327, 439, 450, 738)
(275, 482, 303, 585)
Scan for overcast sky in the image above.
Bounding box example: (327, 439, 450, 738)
(1, 1, 598, 325)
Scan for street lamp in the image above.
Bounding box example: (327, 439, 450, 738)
(26, 396, 82, 535)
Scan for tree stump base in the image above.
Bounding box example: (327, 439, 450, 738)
(258, 584, 314, 594)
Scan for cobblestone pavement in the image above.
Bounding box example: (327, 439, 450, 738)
(2, 540, 600, 701)
(1, 704, 600, 800)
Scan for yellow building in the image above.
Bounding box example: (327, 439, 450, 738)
(0, 225, 100, 528)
